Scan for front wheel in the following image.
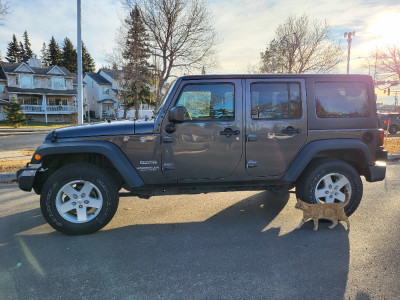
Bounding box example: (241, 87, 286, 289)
(40, 163, 119, 235)
(296, 159, 363, 216)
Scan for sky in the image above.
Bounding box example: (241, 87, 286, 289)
(1, 0, 400, 77)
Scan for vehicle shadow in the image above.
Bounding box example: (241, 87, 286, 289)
(0, 191, 350, 299)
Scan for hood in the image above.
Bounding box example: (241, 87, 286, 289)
(45, 120, 156, 141)
(45, 120, 138, 140)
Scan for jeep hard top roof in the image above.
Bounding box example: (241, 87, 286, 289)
(179, 74, 372, 81)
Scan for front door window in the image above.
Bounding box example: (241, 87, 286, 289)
(175, 84, 235, 121)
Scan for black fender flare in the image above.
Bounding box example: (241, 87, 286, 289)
(32, 141, 144, 188)
(283, 139, 372, 182)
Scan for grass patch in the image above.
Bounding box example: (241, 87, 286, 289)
(0, 150, 34, 173)
(384, 137, 400, 155)
(0, 160, 30, 173)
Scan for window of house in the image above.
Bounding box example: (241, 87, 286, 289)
(102, 87, 110, 95)
(315, 82, 369, 118)
(49, 98, 67, 106)
(30, 98, 38, 105)
(20, 75, 32, 88)
(251, 82, 302, 119)
(0, 83, 5, 93)
(18, 97, 38, 105)
(175, 83, 235, 121)
(52, 77, 64, 89)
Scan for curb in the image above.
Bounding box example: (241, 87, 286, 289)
(0, 173, 16, 183)
(0, 129, 50, 136)
(388, 154, 400, 160)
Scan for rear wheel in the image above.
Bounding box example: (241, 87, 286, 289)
(40, 163, 119, 235)
(296, 159, 363, 216)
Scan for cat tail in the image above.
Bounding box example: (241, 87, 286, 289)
(341, 189, 350, 207)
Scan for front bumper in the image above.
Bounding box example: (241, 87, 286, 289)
(16, 164, 42, 192)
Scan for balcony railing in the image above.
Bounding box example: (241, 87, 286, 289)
(21, 105, 77, 113)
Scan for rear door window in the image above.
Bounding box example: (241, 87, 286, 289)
(250, 82, 302, 119)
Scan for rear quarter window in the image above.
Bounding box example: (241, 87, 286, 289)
(315, 82, 369, 118)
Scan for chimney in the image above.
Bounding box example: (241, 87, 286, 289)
(28, 58, 42, 68)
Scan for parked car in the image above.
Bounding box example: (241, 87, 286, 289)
(378, 113, 400, 134)
(17, 74, 387, 235)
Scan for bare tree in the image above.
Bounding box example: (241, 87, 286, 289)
(260, 14, 343, 74)
(374, 46, 400, 82)
(122, 0, 219, 107)
(0, 0, 9, 24)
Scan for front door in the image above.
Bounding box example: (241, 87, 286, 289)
(161, 80, 243, 181)
(245, 78, 308, 177)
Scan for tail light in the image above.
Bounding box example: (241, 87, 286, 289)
(379, 129, 385, 146)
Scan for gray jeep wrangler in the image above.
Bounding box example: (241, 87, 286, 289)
(17, 74, 387, 235)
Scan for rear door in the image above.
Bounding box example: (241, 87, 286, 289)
(245, 78, 307, 177)
(161, 79, 243, 181)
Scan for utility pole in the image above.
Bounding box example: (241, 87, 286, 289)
(344, 31, 355, 74)
(77, 0, 83, 124)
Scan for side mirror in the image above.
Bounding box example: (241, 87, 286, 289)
(169, 106, 185, 123)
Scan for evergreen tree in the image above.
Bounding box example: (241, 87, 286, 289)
(41, 42, 50, 65)
(48, 36, 62, 66)
(62, 37, 77, 72)
(4, 97, 26, 127)
(122, 5, 152, 119)
(19, 41, 25, 62)
(22, 30, 34, 61)
(6, 34, 21, 63)
(82, 42, 96, 73)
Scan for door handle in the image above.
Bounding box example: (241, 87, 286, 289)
(281, 126, 302, 135)
(220, 128, 240, 137)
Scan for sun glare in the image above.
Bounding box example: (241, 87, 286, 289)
(367, 13, 400, 47)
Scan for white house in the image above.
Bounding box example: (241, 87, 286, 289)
(84, 71, 117, 119)
(0, 59, 80, 123)
(84, 69, 154, 120)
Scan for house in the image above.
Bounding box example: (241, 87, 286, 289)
(84, 70, 117, 119)
(84, 68, 154, 120)
(0, 59, 80, 123)
(0, 66, 8, 121)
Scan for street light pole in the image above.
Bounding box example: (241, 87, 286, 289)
(344, 31, 356, 74)
(77, 0, 83, 125)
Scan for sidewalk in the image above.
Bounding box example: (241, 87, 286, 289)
(0, 128, 51, 136)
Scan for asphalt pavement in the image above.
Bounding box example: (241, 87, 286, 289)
(1, 163, 400, 299)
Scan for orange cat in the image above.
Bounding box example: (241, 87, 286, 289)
(295, 189, 350, 231)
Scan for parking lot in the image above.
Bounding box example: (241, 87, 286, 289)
(1, 163, 400, 299)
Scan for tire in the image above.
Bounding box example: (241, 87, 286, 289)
(40, 163, 119, 235)
(389, 125, 398, 134)
(296, 159, 363, 217)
